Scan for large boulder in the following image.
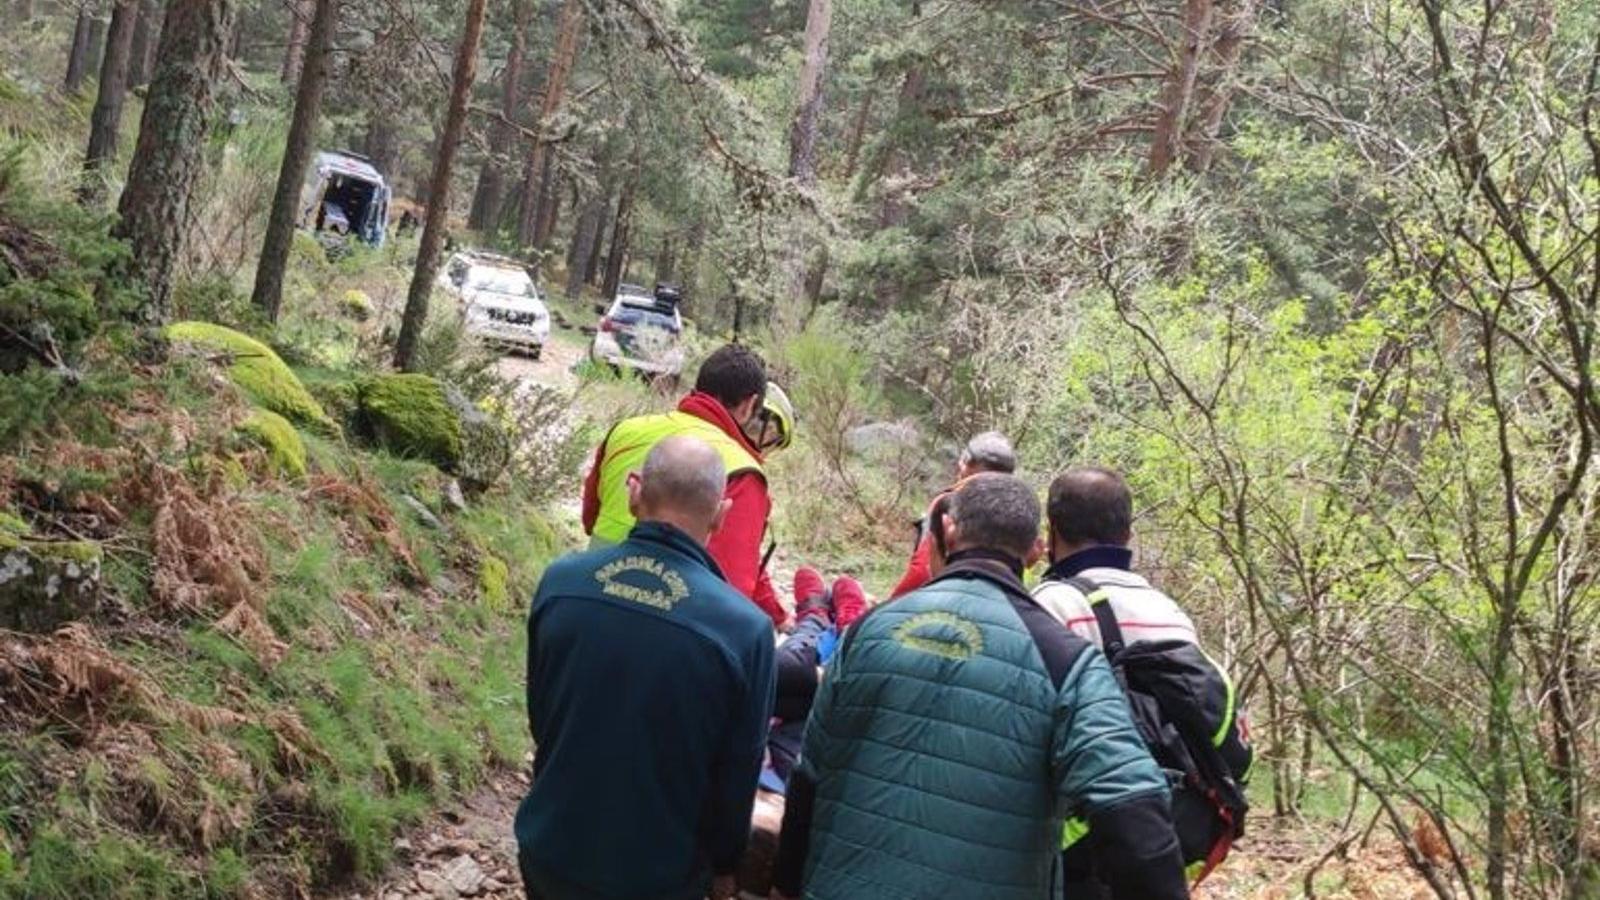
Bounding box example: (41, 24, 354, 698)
(844, 420, 922, 458)
(165, 321, 339, 435)
(0, 532, 102, 632)
(236, 409, 308, 478)
(356, 374, 510, 487)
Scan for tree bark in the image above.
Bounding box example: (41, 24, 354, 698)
(363, 117, 401, 185)
(530, 153, 560, 251)
(392, 0, 490, 371)
(64, 8, 97, 95)
(467, 0, 532, 233)
(251, 0, 337, 322)
(600, 164, 637, 302)
(565, 193, 604, 299)
(280, 0, 311, 84)
(127, 0, 160, 87)
(515, 0, 582, 248)
(116, 0, 239, 326)
(787, 0, 832, 183)
(86, 14, 108, 80)
(1184, 0, 1256, 173)
(80, 0, 138, 204)
(1147, 0, 1215, 178)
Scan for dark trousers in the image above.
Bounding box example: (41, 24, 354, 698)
(769, 616, 832, 782)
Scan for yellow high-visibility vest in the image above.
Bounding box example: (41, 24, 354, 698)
(590, 412, 764, 543)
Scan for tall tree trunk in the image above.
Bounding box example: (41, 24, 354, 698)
(782, 0, 832, 327)
(1183, 0, 1256, 173)
(116, 0, 239, 326)
(251, 0, 336, 321)
(600, 164, 637, 302)
(80, 0, 138, 204)
(583, 182, 611, 285)
(64, 8, 96, 94)
(280, 0, 311, 84)
(565, 193, 604, 299)
(363, 117, 401, 184)
(392, 0, 490, 371)
(1147, 0, 1215, 178)
(530, 153, 560, 251)
(877, 65, 925, 229)
(86, 14, 108, 80)
(842, 88, 874, 180)
(655, 234, 675, 286)
(515, 0, 582, 248)
(787, 0, 831, 183)
(127, 0, 160, 87)
(467, 0, 532, 233)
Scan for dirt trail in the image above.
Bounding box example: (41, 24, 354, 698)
(493, 336, 586, 391)
(323, 773, 527, 900)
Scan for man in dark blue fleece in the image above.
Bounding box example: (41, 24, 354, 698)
(515, 435, 776, 900)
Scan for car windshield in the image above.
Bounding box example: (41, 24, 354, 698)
(467, 266, 535, 296)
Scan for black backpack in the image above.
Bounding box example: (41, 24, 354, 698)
(1059, 576, 1253, 885)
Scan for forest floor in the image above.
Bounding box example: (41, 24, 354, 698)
(329, 769, 1435, 900)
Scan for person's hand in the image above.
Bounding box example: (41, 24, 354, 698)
(709, 873, 738, 899)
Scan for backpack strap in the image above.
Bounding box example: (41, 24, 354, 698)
(1063, 575, 1126, 662)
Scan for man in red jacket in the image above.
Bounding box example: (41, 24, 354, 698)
(887, 430, 1017, 599)
(582, 344, 791, 628)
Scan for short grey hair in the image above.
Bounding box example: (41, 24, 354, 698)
(951, 473, 1040, 559)
(639, 435, 727, 523)
(960, 431, 1017, 474)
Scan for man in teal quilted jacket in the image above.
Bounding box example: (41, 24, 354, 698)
(770, 474, 1188, 900)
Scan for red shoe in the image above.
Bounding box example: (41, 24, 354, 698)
(793, 566, 830, 622)
(831, 576, 867, 629)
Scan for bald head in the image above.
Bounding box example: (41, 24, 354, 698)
(628, 435, 730, 542)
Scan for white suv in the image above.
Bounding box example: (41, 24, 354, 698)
(590, 284, 686, 377)
(438, 252, 551, 358)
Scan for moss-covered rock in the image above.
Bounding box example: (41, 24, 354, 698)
(340, 289, 373, 321)
(356, 374, 509, 487)
(237, 410, 308, 478)
(0, 534, 102, 632)
(164, 321, 338, 435)
(477, 554, 510, 612)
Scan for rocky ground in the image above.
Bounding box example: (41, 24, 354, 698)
(324, 771, 529, 900)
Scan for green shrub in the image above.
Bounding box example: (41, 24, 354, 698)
(164, 322, 337, 435)
(236, 410, 307, 478)
(477, 554, 509, 612)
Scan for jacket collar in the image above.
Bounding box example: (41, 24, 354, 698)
(1044, 545, 1134, 581)
(626, 520, 725, 579)
(677, 391, 765, 463)
(933, 550, 1031, 602)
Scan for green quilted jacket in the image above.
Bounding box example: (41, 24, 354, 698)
(771, 556, 1187, 900)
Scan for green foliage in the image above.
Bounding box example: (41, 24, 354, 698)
(164, 322, 338, 435)
(236, 409, 308, 479)
(478, 552, 510, 608)
(0, 829, 196, 899)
